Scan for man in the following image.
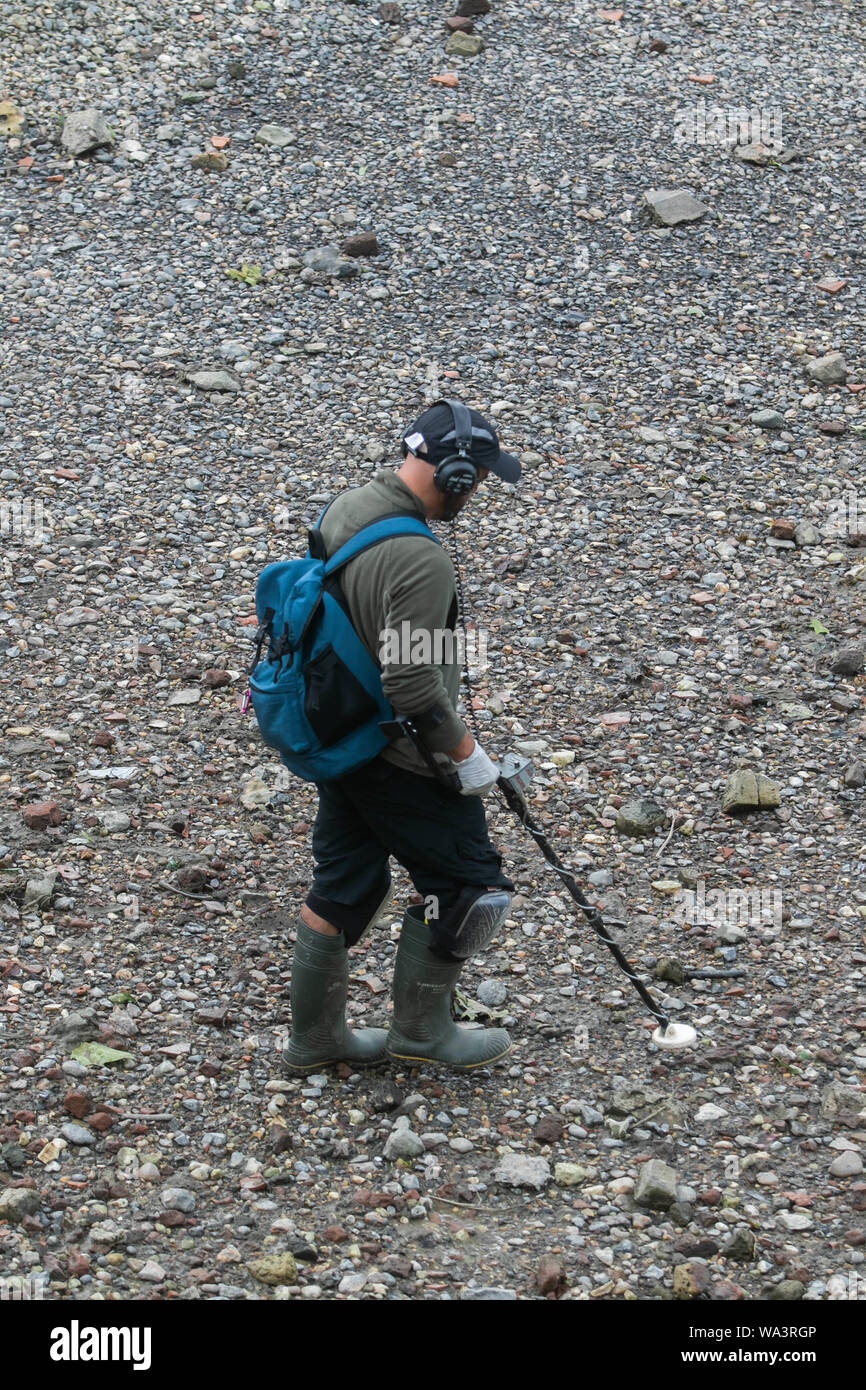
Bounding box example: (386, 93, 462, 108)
(283, 400, 521, 1073)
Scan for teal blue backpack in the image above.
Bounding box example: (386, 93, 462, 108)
(247, 506, 440, 781)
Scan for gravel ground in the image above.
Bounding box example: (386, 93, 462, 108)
(1, 0, 865, 1303)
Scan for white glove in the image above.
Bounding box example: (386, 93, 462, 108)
(451, 741, 499, 798)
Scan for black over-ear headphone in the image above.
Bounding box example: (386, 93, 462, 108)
(431, 398, 479, 496)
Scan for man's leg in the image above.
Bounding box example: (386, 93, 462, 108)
(331, 757, 514, 1069)
(283, 777, 393, 1072)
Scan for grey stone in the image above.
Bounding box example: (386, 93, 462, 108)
(255, 124, 295, 148)
(61, 1123, 94, 1146)
(751, 409, 785, 430)
(0, 1188, 40, 1222)
(844, 762, 866, 789)
(493, 1153, 551, 1190)
(61, 108, 115, 157)
(722, 770, 780, 815)
(161, 1186, 196, 1212)
(462, 1287, 517, 1300)
(302, 245, 359, 279)
(23, 870, 57, 909)
(821, 1082, 865, 1119)
(97, 809, 131, 833)
(831, 644, 865, 677)
(644, 188, 710, 226)
(829, 1150, 863, 1177)
(188, 370, 241, 393)
(634, 1158, 678, 1210)
(616, 798, 667, 837)
(476, 980, 507, 1007)
(723, 1228, 757, 1261)
(806, 352, 848, 385)
(384, 1116, 425, 1160)
(794, 520, 822, 546)
(446, 32, 484, 56)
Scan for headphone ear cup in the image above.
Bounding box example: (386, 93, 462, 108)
(434, 457, 478, 495)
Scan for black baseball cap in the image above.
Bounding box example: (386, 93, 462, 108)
(400, 401, 521, 484)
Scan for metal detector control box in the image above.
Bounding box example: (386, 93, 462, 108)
(498, 754, 534, 807)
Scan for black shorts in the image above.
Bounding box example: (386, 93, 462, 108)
(305, 754, 514, 950)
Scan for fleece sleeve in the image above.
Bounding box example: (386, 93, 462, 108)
(377, 538, 468, 753)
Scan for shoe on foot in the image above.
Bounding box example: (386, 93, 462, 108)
(386, 906, 511, 1070)
(282, 918, 388, 1073)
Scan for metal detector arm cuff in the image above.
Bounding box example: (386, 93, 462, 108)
(378, 712, 462, 794)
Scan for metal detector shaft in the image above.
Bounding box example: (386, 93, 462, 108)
(496, 759, 671, 1034)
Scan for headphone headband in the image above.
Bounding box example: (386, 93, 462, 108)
(435, 397, 473, 459)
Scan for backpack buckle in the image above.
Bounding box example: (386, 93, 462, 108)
(248, 606, 275, 675)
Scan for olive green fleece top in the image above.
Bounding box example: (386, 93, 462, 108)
(318, 468, 468, 778)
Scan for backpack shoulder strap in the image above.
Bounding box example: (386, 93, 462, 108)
(307, 497, 339, 562)
(323, 513, 440, 578)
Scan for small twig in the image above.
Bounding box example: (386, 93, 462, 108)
(686, 968, 746, 980)
(655, 812, 677, 857)
(155, 881, 222, 902)
(116, 1112, 173, 1122)
(430, 1193, 536, 1215)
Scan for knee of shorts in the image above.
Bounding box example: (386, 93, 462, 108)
(306, 873, 391, 948)
(426, 883, 511, 961)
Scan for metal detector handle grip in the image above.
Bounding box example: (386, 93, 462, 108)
(378, 715, 463, 795)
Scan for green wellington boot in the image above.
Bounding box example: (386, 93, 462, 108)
(386, 905, 512, 1070)
(282, 918, 388, 1073)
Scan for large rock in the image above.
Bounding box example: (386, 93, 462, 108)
(722, 770, 780, 815)
(750, 409, 785, 430)
(255, 124, 295, 148)
(50, 1009, 99, 1046)
(806, 352, 848, 385)
(446, 32, 484, 55)
(342, 232, 380, 258)
(829, 1150, 863, 1177)
(22, 799, 63, 830)
(383, 1116, 424, 1160)
(493, 1153, 551, 1191)
(23, 871, 57, 910)
(0, 1188, 40, 1222)
(302, 245, 358, 279)
(673, 1261, 710, 1298)
(644, 188, 710, 226)
(821, 1082, 865, 1119)
(61, 109, 115, 157)
(831, 644, 865, 677)
(616, 798, 667, 837)
(634, 1158, 678, 1210)
(188, 370, 241, 394)
(247, 1252, 298, 1286)
(794, 520, 822, 547)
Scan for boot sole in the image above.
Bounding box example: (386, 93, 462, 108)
(282, 1053, 389, 1074)
(385, 1043, 512, 1071)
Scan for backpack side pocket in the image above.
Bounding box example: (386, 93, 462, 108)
(303, 643, 379, 747)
